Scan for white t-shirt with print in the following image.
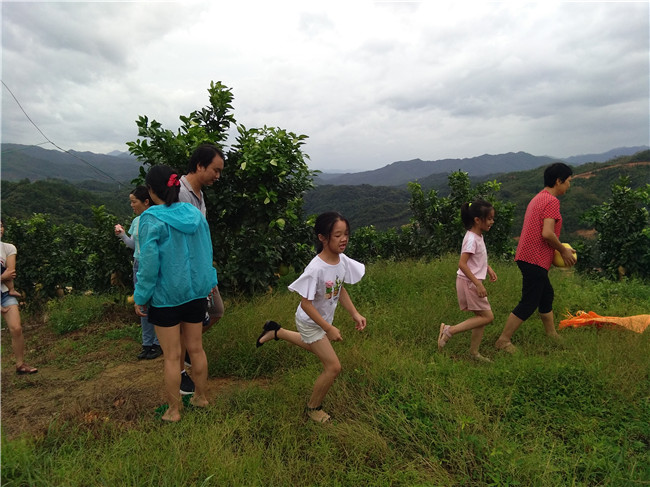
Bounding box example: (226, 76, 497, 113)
(288, 253, 365, 326)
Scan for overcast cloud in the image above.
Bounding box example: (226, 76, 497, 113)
(2, 1, 648, 172)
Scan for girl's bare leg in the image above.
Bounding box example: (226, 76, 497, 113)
(259, 327, 310, 350)
(182, 321, 208, 407)
(305, 337, 341, 422)
(3, 306, 25, 367)
(449, 310, 494, 335)
(154, 325, 183, 422)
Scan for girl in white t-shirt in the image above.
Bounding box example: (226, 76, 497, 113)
(438, 200, 497, 362)
(256, 212, 367, 423)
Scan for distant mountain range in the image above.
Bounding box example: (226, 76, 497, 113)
(1, 143, 647, 186)
(314, 146, 649, 187)
(1, 144, 140, 183)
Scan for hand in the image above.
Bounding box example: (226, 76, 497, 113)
(488, 268, 498, 282)
(114, 224, 125, 236)
(326, 326, 343, 342)
(560, 247, 577, 267)
(476, 282, 487, 298)
(353, 313, 367, 331)
(134, 304, 148, 317)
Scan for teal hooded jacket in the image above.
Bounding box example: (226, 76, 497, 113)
(134, 202, 218, 308)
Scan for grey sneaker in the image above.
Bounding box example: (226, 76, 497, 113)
(180, 371, 195, 395)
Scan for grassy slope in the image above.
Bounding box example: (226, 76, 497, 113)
(2, 256, 649, 486)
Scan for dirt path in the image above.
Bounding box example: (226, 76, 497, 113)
(1, 318, 264, 440)
(573, 161, 650, 179)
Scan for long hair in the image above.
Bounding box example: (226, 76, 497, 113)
(314, 211, 350, 253)
(460, 199, 494, 230)
(145, 165, 180, 206)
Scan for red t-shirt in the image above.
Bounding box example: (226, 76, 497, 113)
(515, 190, 562, 270)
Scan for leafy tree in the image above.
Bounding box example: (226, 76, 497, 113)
(126, 81, 315, 294)
(582, 177, 650, 280)
(347, 171, 514, 263)
(4, 207, 132, 305)
(408, 171, 515, 259)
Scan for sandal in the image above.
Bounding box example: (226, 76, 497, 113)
(16, 363, 38, 375)
(256, 320, 281, 348)
(495, 341, 518, 354)
(306, 405, 330, 423)
(437, 323, 452, 350)
(469, 353, 493, 363)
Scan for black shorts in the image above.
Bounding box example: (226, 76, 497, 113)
(148, 298, 207, 328)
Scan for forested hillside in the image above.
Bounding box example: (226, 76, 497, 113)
(1, 143, 139, 183)
(305, 150, 650, 235)
(1, 179, 132, 225)
(3, 150, 648, 237)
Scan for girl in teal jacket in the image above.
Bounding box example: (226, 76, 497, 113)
(134, 164, 217, 422)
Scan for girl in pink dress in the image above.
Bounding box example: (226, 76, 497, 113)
(438, 199, 497, 362)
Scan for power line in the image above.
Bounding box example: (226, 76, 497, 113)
(1, 80, 124, 187)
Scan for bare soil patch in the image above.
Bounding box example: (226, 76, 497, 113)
(1, 313, 264, 440)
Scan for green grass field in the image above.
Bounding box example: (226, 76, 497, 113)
(2, 256, 649, 486)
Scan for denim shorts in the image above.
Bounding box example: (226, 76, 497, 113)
(1, 291, 18, 308)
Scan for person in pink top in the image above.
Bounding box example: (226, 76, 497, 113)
(495, 163, 576, 353)
(438, 199, 497, 362)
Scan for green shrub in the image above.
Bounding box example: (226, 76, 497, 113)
(47, 294, 107, 335)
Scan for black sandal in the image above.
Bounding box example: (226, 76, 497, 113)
(256, 320, 281, 348)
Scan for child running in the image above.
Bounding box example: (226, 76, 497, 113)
(438, 199, 497, 362)
(115, 186, 162, 360)
(255, 211, 367, 423)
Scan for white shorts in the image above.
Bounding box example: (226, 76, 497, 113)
(295, 317, 327, 344)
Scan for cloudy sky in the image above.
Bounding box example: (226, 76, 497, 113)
(2, 1, 648, 172)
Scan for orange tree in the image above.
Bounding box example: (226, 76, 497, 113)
(126, 81, 315, 295)
(581, 177, 650, 280)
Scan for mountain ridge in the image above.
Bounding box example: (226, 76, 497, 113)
(315, 147, 648, 186)
(1, 143, 647, 186)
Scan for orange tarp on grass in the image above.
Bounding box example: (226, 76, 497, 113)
(559, 311, 650, 334)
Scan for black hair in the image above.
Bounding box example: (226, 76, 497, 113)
(130, 185, 151, 204)
(314, 211, 350, 253)
(543, 162, 573, 188)
(188, 143, 225, 174)
(145, 165, 180, 206)
(460, 199, 494, 230)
